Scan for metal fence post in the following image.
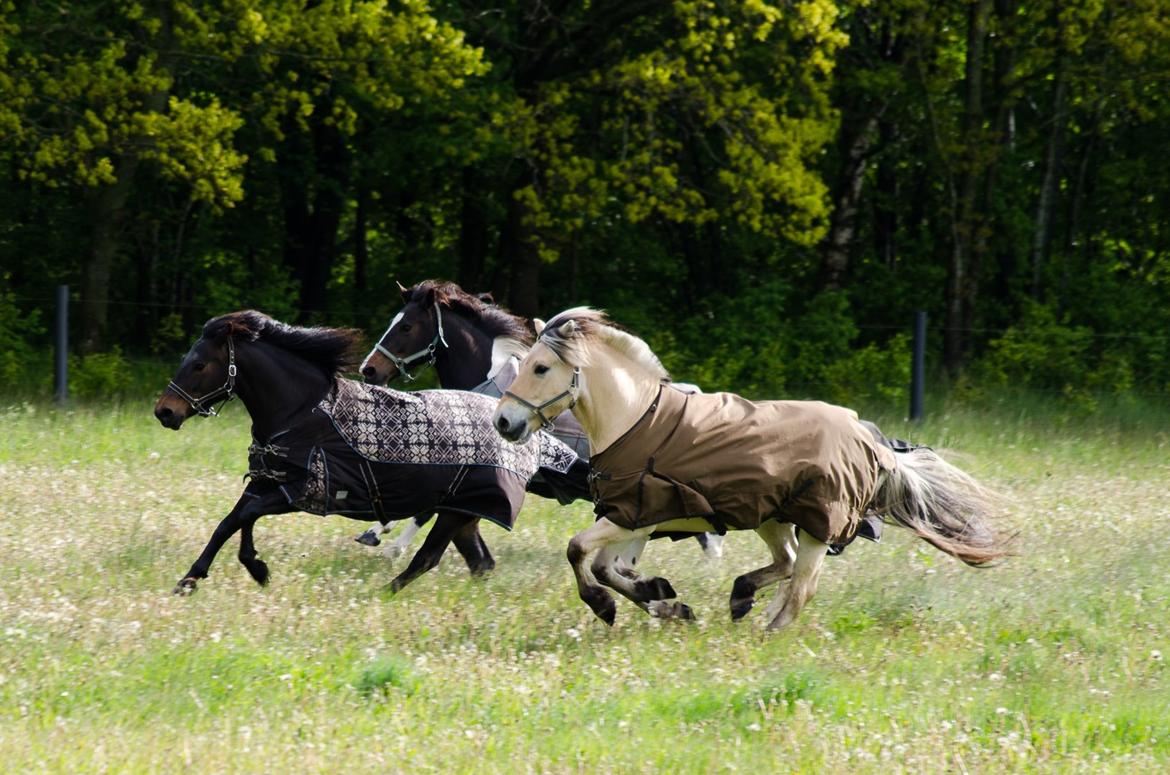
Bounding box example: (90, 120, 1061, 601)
(909, 310, 926, 421)
(54, 284, 69, 405)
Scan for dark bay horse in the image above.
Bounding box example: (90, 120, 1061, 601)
(356, 279, 725, 560)
(154, 310, 577, 595)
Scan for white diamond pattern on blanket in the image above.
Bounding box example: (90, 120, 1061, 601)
(317, 380, 574, 477)
(292, 447, 328, 513)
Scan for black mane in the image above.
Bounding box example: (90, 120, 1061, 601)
(410, 280, 533, 346)
(204, 310, 364, 377)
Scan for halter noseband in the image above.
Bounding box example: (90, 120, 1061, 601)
(503, 366, 580, 431)
(166, 337, 237, 417)
(373, 303, 448, 381)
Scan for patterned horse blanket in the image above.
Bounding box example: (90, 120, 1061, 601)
(589, 383, 897, 545)
(249, 379, 578, 529)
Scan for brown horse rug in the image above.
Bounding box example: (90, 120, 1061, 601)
(248, 378, 578, 529)
(589, 383, 896, 545)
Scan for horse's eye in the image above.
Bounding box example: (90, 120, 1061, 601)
(401, 324, 412, 333)
(193, 362, 206, 373)
(534, 364, 550, 376)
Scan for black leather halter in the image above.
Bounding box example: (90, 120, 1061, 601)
(166, 337, 237, 417)
(372, 303, 448, 381)
(503, 367, 579, 430)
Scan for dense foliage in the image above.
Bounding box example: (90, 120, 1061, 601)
(3, 0, 1170, 402)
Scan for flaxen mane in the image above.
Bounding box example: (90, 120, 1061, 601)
(204, 310, 364, 378)
(540, 307, 669, 380)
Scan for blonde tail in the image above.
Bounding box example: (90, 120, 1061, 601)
(873, 447, 1010, 566)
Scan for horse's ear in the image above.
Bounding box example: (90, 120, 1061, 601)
(533, 318, 546, 335)
(420, 286, 436, 308)
(397, 281, 412, 303)
(475, 291, 495, 305)
(558, 319, 580, 337)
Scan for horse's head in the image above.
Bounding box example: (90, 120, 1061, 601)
(493, 318, 585, 444)
(360, 282, 445, 384)
(155, 316, 247, 430)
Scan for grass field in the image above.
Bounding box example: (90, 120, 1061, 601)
(1, 397, 1168, 772)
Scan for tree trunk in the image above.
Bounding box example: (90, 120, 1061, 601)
(822, 113, 880, 289)
(80, 155, 144, 353)
(1031, 53, 1068, 299)
(457, 167, 489, 291)
(943, 0, 992, 374)
(352, 184, 369, 317)
(281, 116, 348, 322)
(80, 17, 176, 353)
(873, 119, 898, 271)
(500, 192, 541, 318)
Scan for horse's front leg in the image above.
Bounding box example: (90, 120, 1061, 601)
(567, 518, 644, 625)
(590, 537, 692, 620)
(387, 511, 466, 594)
(450, 518, 495, 577)
(382, 515, 430, 559)
(174, 486, 291, 595)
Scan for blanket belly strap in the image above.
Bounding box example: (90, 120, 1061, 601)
(358, 458, 388, 524)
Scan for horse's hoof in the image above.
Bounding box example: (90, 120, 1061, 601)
(583, 588, 616, 625)
(246, 560, 270, 586)
(469, 560, 496, 578)
(173, 578, 198, 596)
(730, 598, 754, 621)
(355, 529, 381, 547)
(634, 576, 676, 601)
(648, 600, 696, 621)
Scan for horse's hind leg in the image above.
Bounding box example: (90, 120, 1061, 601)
(763, 533, 829, 631)
(695, 532, 724, 560)
(451, 518, 495, 577)
(387, 511, 465, 594)
(730, 522, 797, 621)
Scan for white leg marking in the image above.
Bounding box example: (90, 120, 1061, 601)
(383, 517, 423, 560)
(701, 533, 724, 561)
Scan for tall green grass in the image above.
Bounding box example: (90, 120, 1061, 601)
(1, 397, 1167, 772)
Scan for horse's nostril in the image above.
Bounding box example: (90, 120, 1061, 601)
(496, 416, 510, 433)
(156, 407, 173, 420)
(362, 366, 376, 380)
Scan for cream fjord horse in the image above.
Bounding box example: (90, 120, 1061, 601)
(492, 308, 1009, 630)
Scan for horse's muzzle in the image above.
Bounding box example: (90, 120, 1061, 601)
(154, 397, 188, 430)
(359, 352, 397, 385)
(493, 410, 530, 444)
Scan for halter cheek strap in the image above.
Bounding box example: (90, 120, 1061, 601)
(373, 303, 448, 381)
(166, 337, 237, 417)
(503, 367, 580, 431)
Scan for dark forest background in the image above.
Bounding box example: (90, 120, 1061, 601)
(3, 1, 1169, 407)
